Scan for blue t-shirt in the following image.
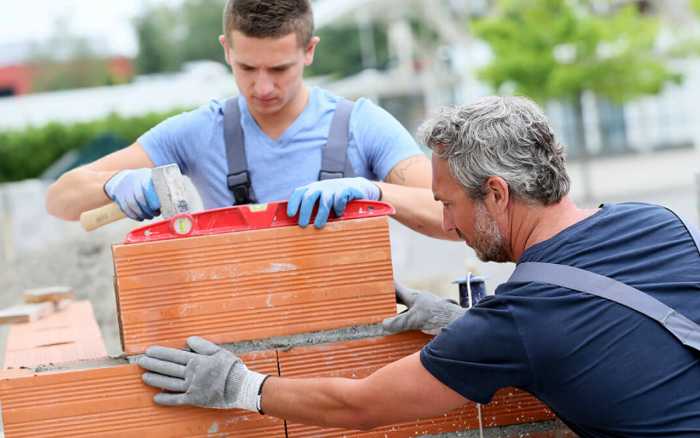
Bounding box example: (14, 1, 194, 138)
(138, 87, 422, 209)
(421, 203, 700, 437)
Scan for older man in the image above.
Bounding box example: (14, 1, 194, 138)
(138, 96, 700, 437)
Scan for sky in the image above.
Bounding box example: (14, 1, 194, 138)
(0, 0, 183, 57)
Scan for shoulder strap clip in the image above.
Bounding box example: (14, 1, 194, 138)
(227, 170, 253, 206)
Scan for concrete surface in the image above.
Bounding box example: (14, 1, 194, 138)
(427, 420, 571, 437)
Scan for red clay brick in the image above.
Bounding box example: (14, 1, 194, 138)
(113, 217, 395, 354)
(0, 350, 282, 438)
(0, 369, 32, 378)
(278, 332, 557, 437)
(3, 300, 108, 368)
(279, 332, 479, 437)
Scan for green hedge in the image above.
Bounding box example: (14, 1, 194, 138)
(0, 110, 184, 183)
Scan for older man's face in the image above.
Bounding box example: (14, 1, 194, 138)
(432, 154, 509, 262)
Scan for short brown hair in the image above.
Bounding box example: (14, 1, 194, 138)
(223, 0, 314, 47)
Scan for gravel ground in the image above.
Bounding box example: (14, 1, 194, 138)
(0, 223, 130, 355)
(0, 179, 140, 355)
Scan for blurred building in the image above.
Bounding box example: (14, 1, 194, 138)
(0, 61, 233, 129)
(315, 0, 700, 287)
(0, 42, 134, 97)
(318, 0, 700, 150)
(314, 0, 700, 209)
(1, 0, 698, 204)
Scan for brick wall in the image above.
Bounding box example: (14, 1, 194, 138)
(0, 207, 566, 437)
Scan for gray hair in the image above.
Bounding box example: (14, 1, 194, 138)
(419, 96, 570, 205)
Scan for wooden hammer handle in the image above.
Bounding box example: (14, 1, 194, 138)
(80, 203, 126, 231)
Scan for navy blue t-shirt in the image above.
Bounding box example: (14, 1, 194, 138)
(421, 203, 700, 437)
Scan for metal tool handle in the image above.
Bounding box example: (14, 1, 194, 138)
(80, 203, 126, 231)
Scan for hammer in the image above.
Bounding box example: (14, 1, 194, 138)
(79, 164, 191, 231)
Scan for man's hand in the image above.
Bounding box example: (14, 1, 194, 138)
(287, 177, 380, 229)
(138, 336, 267, 411)
(104, 168, 160, 221)
(382, 283, 466, 335)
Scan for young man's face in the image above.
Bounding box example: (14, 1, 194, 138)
(432, 153, 509, 262)
(220, 31, 318, 116)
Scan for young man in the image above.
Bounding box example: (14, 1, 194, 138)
(138, 96, 700, 437)
(46, 0, 449, 238)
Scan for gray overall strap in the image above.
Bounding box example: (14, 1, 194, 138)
(319, 98, 356, 180)
(224, 97, 256, 205)
(509, 262, 700, 352)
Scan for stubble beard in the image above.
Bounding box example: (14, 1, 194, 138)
(472, 202, 510, 263)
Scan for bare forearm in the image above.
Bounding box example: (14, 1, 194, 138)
(46, 143, 154, 221)
(377, 182, 459, 240)
(46, 167, 115, 221)
(262, 377, 378, 430)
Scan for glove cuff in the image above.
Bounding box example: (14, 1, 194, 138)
(232, 368, 267, 412)
(366, 180, 381, 201)
(430, 304, 467, 333)
(103, 170, 126, 200)
(350, 177, 380, 201)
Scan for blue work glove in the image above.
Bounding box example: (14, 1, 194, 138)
(138, 336, 267, 411)
(104, 168, 161, 221)
(287, 177, 380, 229)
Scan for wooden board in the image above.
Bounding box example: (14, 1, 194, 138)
(23, 286, 75, 304)
(0, 303, 53, 325)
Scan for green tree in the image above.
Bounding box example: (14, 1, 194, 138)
(134, 4, 182, 74)
(133, 0, 390, 78)
(472, 0, 681, 156)
(134, 0, 226, 74)
(306, 24, 389, 78)
(0, 110, 182, 182)
(180, 0, 227, 65)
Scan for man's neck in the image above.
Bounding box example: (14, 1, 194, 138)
(507, 196, 598, 261)
(249, 86, 309, 140)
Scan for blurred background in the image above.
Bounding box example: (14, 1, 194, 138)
(1, 0, 699, 355)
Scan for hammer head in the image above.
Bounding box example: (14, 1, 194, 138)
(152, 164, 191, 219)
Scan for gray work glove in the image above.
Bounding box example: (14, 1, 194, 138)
(382, 282, 466, 335)
(137, 336, 267, 411)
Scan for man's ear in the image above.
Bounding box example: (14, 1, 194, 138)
(219, 35, 232, 66)
(483, 176, 510, 214)
(304, 36, 320, 66)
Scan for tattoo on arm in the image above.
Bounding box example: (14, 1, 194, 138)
(389, 155, 427, 185)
